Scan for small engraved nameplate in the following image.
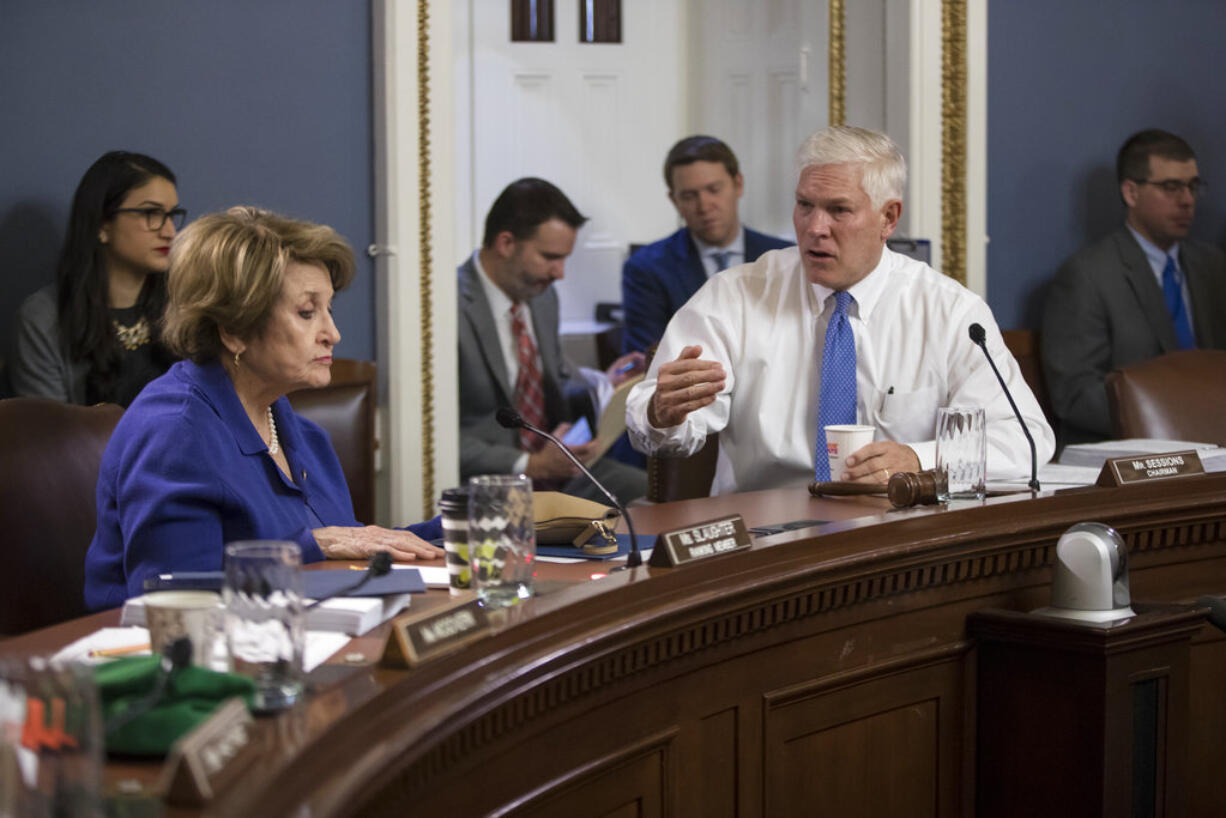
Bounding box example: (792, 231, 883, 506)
(382, 599, 491, 668)
(1096, 449, 1205, 487)
(158, 697, 254, 805)
(649, 514, 752, 567)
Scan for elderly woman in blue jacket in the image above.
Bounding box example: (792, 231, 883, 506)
(84, 206, 442, 610)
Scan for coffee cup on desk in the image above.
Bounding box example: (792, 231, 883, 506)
(824, 424, 876, 480)
(143, 591, 223, 668)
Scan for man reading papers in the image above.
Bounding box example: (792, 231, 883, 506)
(626, 125, 1054, 495)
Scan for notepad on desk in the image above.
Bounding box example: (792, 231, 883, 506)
(144, 567, 426, 597)
(121, 592, 413, 636)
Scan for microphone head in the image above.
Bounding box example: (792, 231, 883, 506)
(968, 323, 987, 345)
(370, 551, 392, 577)
(496, 407, 524, 429)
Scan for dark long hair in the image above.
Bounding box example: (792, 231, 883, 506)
(55, 151, 177, 401)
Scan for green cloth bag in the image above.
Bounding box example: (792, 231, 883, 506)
(95, 657, 256, 756)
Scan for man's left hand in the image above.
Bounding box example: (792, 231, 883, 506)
(842, 441, 921, 484)
(607, 351, 646, 386)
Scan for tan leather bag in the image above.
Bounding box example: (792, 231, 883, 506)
(533, 492, 621, 555)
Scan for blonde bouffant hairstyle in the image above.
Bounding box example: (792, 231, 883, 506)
(162, 206, 355, 362)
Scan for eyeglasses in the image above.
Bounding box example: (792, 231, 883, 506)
(111, 207, 188, 231)
(1133, 178, 1206, 198)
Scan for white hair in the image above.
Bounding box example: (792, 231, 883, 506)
(795, 125, 907, 208)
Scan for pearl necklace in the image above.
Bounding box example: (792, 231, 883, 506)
(266, 406, 280, 455)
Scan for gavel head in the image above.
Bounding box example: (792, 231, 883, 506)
(887, 469, 948, 508)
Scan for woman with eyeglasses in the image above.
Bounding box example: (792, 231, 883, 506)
(12, 151, 185, 406)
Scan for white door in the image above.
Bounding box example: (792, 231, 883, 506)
(462, 0, 686, 324)
(689, 0, 829, 240)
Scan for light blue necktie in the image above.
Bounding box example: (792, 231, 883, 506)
(815, 291, 857, 480)
(712, 251, 730, 272)
(1161, 255, 1195, 350)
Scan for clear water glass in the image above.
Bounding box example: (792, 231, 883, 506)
(467, 475, 535, 608)
(935, 406, 987, 500)
(223, 541, 304, 712)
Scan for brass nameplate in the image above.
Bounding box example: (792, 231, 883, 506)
(381, 598, 491, 668)
(649, 514, 752, 567)
(158, 697, 255, 805)
(1096, 449, 1205, 487)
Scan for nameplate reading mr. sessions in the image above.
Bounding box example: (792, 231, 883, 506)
(649, 515, 752, 567)
(1096, 449, 1205, 488)
(382, 598, 491, 668)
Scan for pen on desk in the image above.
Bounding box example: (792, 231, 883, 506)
(89, 643, 151, 658)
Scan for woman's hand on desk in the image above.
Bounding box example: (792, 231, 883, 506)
(313, 525, 445, 561)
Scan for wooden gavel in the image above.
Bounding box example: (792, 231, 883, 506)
(808, 469, 948, 508)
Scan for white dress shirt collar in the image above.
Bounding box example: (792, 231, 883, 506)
(807, 246, 893, 322)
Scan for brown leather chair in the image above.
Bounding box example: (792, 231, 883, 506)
(646, 433, 719, 502)
(1105, 349, 1226, 444)
(642, 342, 719, 502)
(288, 359, 377, 522)
(0, 398, 123, 636)
(1001, 329, 1055, 429)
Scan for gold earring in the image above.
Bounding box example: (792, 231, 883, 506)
(234, 350, 242, 368)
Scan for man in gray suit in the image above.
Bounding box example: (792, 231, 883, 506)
(458, 178, 646, 503)
(1042, 129, 1226, 444)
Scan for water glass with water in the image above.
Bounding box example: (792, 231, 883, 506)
(935, 406, 987, 500)
(223, 541, 304, 712)
(467, 475, 535, 608)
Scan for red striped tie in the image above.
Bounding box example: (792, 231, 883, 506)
(510, 303, 547, 452)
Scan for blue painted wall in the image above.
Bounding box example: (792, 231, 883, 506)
(0, 0, 375, 369)
(6, 2, 1224, 368)
(987, 0, 1226, 330)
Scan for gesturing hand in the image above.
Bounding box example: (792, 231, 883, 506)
(647, 345, 726, 428)
(313, 525, 444, 561)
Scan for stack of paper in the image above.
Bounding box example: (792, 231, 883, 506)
(1059, 439, 1224, 470)
(120, 593, 411, 636)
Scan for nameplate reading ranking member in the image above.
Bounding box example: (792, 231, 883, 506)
(650, 515, 752, 567)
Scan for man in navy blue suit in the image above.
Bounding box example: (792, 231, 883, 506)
(621, 135, 793, 353)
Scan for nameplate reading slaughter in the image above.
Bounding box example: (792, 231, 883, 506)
(1096, 449, 1205, 488)
(649, 514, 752, 567)
(381, 598, 492, 668)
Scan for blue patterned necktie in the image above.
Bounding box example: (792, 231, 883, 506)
(815, 291, 857, 480)
(1161, 255, 1195, 350)
(712, 251, 730, 272)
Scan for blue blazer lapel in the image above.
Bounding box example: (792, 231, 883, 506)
(676, 229, 707, 295)
(459, 259, 514, 402)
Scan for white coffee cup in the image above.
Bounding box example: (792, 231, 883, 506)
(143, 591, 223, 667)
(824, 424, 876, 481)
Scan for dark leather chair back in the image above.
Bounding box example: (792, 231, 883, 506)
(0, 398, 123, 636)
(1001, 329, 1054, 428)
(288, 359, 377, 522)
(1105, 350, 1226, 444)
(642, 343, 719, 502)
(646, 432, 719, 502)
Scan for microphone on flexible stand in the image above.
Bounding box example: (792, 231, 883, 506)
(304, 551, 393, 612)
(968, 323, 1040, 493)
(496, 407, 642, 569)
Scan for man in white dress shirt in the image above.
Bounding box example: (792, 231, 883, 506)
(625, 125, 1055, 495)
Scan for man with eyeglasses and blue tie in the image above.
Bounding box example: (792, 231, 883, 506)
(1042, 129, 1226, 445)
